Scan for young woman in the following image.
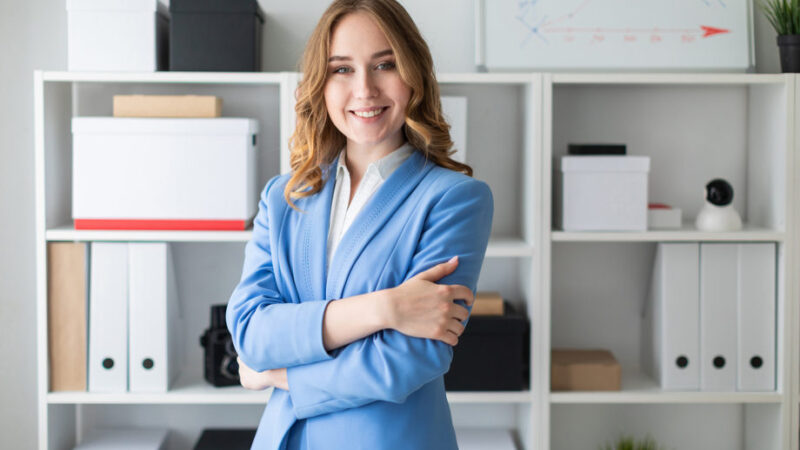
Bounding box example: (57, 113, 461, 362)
(226, 1, 493, 448)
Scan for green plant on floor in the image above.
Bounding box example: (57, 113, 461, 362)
(760, 0, 800, 35)
(599, 434, 667, 450)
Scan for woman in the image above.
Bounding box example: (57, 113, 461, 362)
(226, 1, 493, 448)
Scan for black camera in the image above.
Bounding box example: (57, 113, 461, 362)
(200, 304, 240, 387)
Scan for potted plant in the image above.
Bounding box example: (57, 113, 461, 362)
(599, 434, 668, 450)
(760, 0, 800, 72)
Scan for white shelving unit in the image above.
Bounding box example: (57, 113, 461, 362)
(34, 70, 541, 450)
(34, 70, 800, 450)
(542, 73, 796, 450)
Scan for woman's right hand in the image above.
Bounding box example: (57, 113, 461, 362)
(385, 256, 474, 346)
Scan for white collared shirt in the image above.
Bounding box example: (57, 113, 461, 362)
(327, 143, 414, 269)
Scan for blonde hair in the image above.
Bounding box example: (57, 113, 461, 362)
(285, 0, 472, 208)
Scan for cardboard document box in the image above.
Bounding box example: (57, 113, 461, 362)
(72, 117, 258, 230)
(67, 0, 168, 72)
(557, 156, 650, 231)
(551, 349, 621, 391)
(48, 242, 88, 392)
(113, 95, 222, 118)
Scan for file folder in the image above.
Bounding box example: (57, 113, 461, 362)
(129, 242, 182, 392)
(699, 243, 738, 391)
(88, 242, 128, 392)
(47, 242, 89, 391)
(644, 243, 700, 390)
(737, 243, 776, 391)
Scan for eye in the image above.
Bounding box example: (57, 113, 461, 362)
(375, 61, 396, 70)
(332, 66, 352, 74)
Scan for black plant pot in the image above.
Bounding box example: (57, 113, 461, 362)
(777, 35, 800, 72)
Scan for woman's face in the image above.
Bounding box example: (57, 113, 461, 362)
(324, 12, 411, 154)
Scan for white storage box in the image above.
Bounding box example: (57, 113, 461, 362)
(558, 156, 650, 231)
(67, 0, 169, 72)
(72, 117, 258, 230)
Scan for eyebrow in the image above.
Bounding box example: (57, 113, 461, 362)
(328, 49, 394, 62)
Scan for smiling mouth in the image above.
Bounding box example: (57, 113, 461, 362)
(351, 107, 387, 118)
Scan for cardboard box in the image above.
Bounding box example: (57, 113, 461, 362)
(67, 0, 168, 72)
(551, 349, 621, 391)
(113, 95, 223, 118)
(473, 292, 504, 316)
(72, 117, 258, 230)
(557, 156, 650, 231)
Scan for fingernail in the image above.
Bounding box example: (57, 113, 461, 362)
(449, 256, 458, 263)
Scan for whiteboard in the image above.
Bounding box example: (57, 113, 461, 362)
(477, 0, 754, 71)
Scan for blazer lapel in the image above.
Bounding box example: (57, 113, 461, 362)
(297, 160, 337, 302)
(326, 151, 433, 300)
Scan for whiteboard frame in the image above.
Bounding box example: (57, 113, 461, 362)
(474, 0, 756, 73)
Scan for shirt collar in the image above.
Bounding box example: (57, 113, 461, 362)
(336, 143, 415, 182)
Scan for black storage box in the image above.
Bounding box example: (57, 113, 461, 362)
(169, 0, 264, 71)
(194, 429, 256, 450)
(444, 304, 530, 391)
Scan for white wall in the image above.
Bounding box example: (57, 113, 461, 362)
(0, 1, 782, 448)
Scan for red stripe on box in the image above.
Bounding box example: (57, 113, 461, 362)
(74, 219, 248, 231)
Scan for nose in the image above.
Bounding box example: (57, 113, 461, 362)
(353, 70, 379, 99)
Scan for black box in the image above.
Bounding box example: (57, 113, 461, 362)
(567, 143, 627, 155)
(444, 304, 530, 391)
(194, 429, 256, 450)
(169, 0, 264, 71)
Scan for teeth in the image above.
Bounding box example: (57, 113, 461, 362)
(354, 108, 384, 118)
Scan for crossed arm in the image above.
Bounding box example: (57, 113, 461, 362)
(227, 177, 493, 418)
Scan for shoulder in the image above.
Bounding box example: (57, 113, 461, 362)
(259, 173, 293, 209)
(420, 164, 493, 208)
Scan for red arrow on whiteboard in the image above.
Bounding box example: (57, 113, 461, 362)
(701, 25, 729, 38)
(541, 25, 732, 37)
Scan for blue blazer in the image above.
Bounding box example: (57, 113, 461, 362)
(227, 150, 494, 450)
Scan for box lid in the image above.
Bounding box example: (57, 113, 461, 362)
(170, 0, 264, 18)
(559, 156, 650, 173)
(67, 0, 163, 13)
(72, 117, 258, 135)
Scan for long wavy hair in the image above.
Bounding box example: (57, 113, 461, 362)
(284, 0, 473, 208)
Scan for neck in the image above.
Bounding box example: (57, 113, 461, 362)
(344, 136, 406, 182)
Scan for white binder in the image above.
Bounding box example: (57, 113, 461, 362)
(88, 242, 128, 392)
(737, 243, 776, 391)
(644, 243, 700, 390)
(699, 244, 738, 391)
(128, 243, 182, 392)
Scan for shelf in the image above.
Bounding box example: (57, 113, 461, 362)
(36, 70, 537, 85)
(550, 222, 784, 243)
(549, 367, 783, 404)
(45, 225, 252, 243)
(38, 70, 285, 84)
(46, 225, 533, 256)
(47, 369, 273, 405)
(46, 368, 532, 405)
(550, 73, 789, 85)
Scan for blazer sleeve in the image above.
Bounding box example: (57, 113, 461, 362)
(286, 178, 493, 419)
(226, 176, 334, 371)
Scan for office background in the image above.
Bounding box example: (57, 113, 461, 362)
(0, 0, 782, 448)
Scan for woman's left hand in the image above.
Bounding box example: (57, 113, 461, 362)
(237, 357, 289, 391)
